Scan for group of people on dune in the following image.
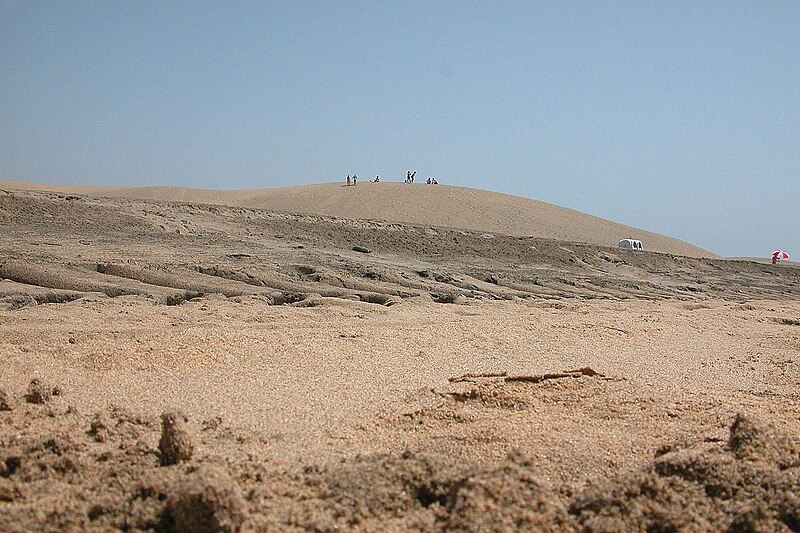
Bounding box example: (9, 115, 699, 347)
(344, 171, 439, 186)
(404, 171, 438, 184)
(345, 174, 383, 185)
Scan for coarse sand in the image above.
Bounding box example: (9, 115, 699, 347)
(1, 184, 799, 531)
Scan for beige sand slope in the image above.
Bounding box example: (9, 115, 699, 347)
(0, 179, 714, 257)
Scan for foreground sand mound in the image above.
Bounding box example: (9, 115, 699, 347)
(570, 412, 800, 532)
(1, 381, 798, 533)
(159, 411, 194, 466)
(167, 465, 247, 533)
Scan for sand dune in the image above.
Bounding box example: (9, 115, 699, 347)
(1, 185, 799, 531)
(0, 179, 714, 257)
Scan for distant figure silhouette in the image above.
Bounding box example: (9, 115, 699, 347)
(411, 171, 416, 183)
(432, 178, 438, 184)
(352, 175, 357, 185)
(426, 177, 431, 184)
(346, 174, 351, 186)
(374, 175, 380, 182)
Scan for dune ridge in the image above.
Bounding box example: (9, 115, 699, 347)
(0, 179, 714, 258)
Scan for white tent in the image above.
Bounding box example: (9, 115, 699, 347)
(619, 238, 643, 251)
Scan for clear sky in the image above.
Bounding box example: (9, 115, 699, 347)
(1, 1, 797, 257)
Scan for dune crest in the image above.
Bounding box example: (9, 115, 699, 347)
(0, 179, 714, 257)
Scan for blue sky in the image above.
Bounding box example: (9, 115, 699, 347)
(1, 1, 797, 257)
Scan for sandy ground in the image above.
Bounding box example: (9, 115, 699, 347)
(1, 187, 799, 531)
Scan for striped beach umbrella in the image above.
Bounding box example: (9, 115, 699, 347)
(772, 250, 789, 262)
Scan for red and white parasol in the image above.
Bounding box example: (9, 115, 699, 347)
(772, 250, 789, 261)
